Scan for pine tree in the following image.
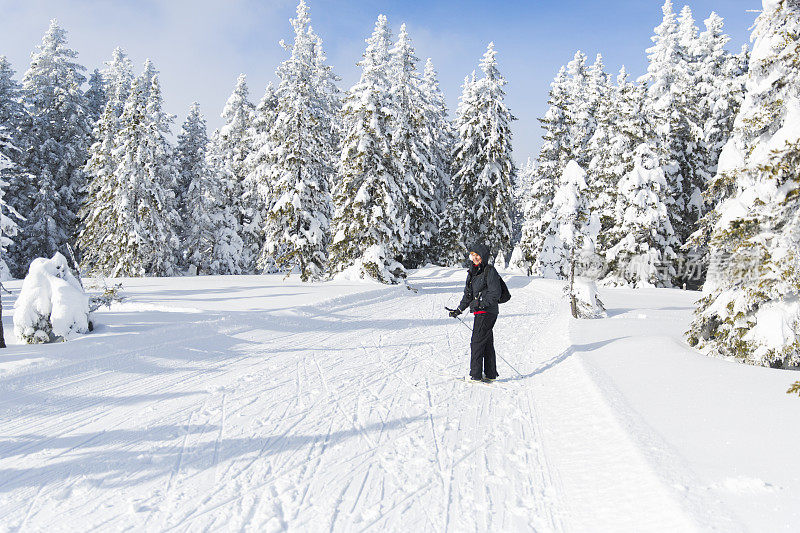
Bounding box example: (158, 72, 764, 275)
(687, 15, 749, 274)
(79, 49, 135, 275)
(451, 43, 516, 257)
(0, 56, 32, 277)
(565, 50, 593, 168)
(176, 103, 208, 231)
(16, 20, 92, 270)
(82, 67, 181, 276)
(180, 103, 243, 274)
(389, 24, 439, 268)
(420, 58, 455, 264)
(589, 67, 650, 260)
(0, 126, 23, 280)
(604, 143, 678, 287)
(536, 160, 597, 279)
(85, 68, 106, 124)
(640, 1, 699, 276)
(209, 74, 255, 270)
(329, 14, 406, 283)
(101, 47, 134, 118)
(439, 73, 477, 266)
(243, 82, 278, 272)
(688, 0, 800, 368)
(261, 0, 338, 281)
(518, 66, 571, 270)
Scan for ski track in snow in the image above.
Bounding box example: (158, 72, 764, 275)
(0, 268, 699, 532)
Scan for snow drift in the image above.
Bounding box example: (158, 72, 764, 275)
(13, 252, 91, 343)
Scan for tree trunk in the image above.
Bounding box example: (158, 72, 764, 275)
(569, 253, 578, 319)
(0, 289, 6, 349)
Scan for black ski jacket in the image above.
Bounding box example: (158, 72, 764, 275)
(457, 262, 502, 316)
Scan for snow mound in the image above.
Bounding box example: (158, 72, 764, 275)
(13, 253, 91, 343)
(567, 278, 607, 319)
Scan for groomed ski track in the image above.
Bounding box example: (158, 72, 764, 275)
(0, 267, 698, 532)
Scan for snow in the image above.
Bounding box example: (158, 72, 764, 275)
(12, 253, 90, 343)
(0, 269, 798, 531)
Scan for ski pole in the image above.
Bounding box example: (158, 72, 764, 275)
(445, 307, 472, 332)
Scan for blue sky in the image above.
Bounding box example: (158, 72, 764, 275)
(0, 0, 759, 164)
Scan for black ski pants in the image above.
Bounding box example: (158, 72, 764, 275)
(470, 312, 498, 380)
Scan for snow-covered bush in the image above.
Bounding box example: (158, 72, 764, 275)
(508, 245, 529, 274)
(565, 277, 607, 319)
(13, 253, 91, 343)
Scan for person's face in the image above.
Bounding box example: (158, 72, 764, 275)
(469, 252, 482, 266)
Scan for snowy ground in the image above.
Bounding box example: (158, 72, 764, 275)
(0, 267, 798, 532)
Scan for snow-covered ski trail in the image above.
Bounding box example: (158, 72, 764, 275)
(0, 268, 701, 531)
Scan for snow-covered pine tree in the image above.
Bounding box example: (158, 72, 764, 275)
(16, 20, 92, 271)
(85, 68, 106, 124)
(450, 42, 516, 258)
(686, 14, 749, 277)
(512, 157, 536, 258)
(640, 1, 696, 267)
(84, 68, 181, 276)
(180, 103, 243, 275)
(176, 103, 209, 238)
(0, 56, 32, 277)
(604, 143, 678, 287)
(79, 50, 136, 275)
(585, 58, 619, 260)
(439, 73, 477, 266)
(420, 58, 456, 265)
(565, 50, 593, 169)
(536, 160, 598, 279)
(243, 82, 278, 272)
(518, 66, 571, 271)
(329, 14, 407, 283)
(390, 24, 438, 268)
(209, 74, 255, 271)
(687, 0, 800, 368)
(261, 0, 338, 281)
(101, 47, 134, 118)
(0, 127, 22, 281)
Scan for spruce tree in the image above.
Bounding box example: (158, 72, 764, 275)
(519, 67, 571, 271)
(420, 58, 455, 264)
(0, 56, 31, 276)
(604, 143, 678, 287)
(329, 14, 406, 283)
(261, 0, 338, 281)
(451, 43, 516, 257)
(536, 160, 597, 279)
(82, 67, 181, 276)
(687, 15, 748, 274)
(390, 24, 438, 268)
(180, 103, 243, 274)
(640, 1, 697, 277)
(85, 68, 106, 124)
(16, 20, 92, 270)
(243, 82, 278, 272)
(688, 0, 800, 368)
(439, 73, 477, 266)
(0, 127, 22, 280)
(209, 74, 254, 270)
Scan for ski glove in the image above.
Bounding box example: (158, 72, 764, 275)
(449, 308, 462, 318)
(469, 297, 482, 313)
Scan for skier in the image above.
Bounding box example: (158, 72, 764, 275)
(449, 243, 502, 382)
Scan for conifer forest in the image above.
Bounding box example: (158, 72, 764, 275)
(1, 0, 800, 371)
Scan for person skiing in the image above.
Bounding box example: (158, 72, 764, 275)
(449, 243, 502, 382)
